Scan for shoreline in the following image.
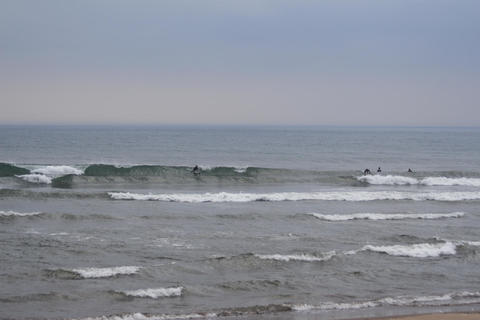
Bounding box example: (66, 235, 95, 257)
(349, 312, 480, 320)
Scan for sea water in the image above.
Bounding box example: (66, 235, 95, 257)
(1, 125, 480, 320)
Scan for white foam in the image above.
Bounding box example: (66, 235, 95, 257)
(358, 175, 418, 185)
(361, 242, 457, 258)
(0, 210, 42, 217)
(16, 173, 52, 184)
(357, 175, 480, 187)
(255, 251, 336, 262)
(32, 165, 83, 176)
(108, 191, 480, 202)
(71, 266, 141, 278)
(421, 177, 480, 186)
(292, 291, 480, 312)
(78, 312, 216, 320)
(122, 287, 183, 298)
(308, 212, 465, 221)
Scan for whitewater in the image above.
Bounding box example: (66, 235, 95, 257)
(1, 125, 480, 320)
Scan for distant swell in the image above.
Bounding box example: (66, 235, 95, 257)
(308, 212, 465, 221)
(358, 175, 480, 186)
(108, 191, 480, 202)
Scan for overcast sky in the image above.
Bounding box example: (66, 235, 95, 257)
(1, 0, 479, 126)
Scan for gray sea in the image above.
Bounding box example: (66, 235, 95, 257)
(1, 125, 480, 320)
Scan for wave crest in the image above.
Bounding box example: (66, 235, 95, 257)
(361, 242, 457, 258)
(121, 287, 183, 298)
(358, 175, 480, 186)
(308, 212, 465, 221)
(16, 173, 52, 184)
(108, 191, 480, 202)
(254, 251, 336, 262)
(32, 165, 83, 176)
(0, 210, 42, 217)
(71, 266, 141, 279)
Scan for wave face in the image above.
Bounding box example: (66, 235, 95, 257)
(108, 191, 480, 202)
(0, 163, 30, 177)
(121, 287, 183, 298)
(70, 266, 141, 279)
(358, 174, 480, 186)
(309, 212, 465, 221)
(361, 242, 457, 258)
(254, 251, 336, 262)
(0, 210, 42, 217)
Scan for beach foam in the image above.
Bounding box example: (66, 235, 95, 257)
(308, 212, 465, 221)
(71, 266, 141, 279)
(108, 191, 480, 202)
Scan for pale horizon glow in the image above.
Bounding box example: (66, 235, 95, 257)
(1, 1, 479, 126)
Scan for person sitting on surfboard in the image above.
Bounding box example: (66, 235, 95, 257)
(377, 167, 382, 173)
(192, 165, 201, 175)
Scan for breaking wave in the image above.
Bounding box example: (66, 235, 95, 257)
(0, 210, 42, 217)
(69, 266, 141, 279)
(120, 287, 183, 298)
(360, 242, 457, 258)
(108, 191, 480, 202)
(293, 291, 480, 311)
(16, 173, 52, 184)
(254, 251, 336, 262)
(308, 212, 465, 221)
(358, 175, 480, 186)
(32, 165, 83, 176)
(75, 291, 480, 320)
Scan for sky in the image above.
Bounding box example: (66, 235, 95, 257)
(1, 0, 479, 126)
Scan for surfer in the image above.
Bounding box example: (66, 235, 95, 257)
(408, 168, 413, 173)
(363, 168, 371, 175)
(377, 166, 382, 173)
(192, 165, 201, 175)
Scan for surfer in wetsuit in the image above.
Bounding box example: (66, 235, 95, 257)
(363, 168, 371, 175)
(377, 167, 382, 173)
(408, 168, 413, 173)
(192, 165, 201, 175)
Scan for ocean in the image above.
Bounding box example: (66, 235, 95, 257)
(1, 125, 480, 320)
